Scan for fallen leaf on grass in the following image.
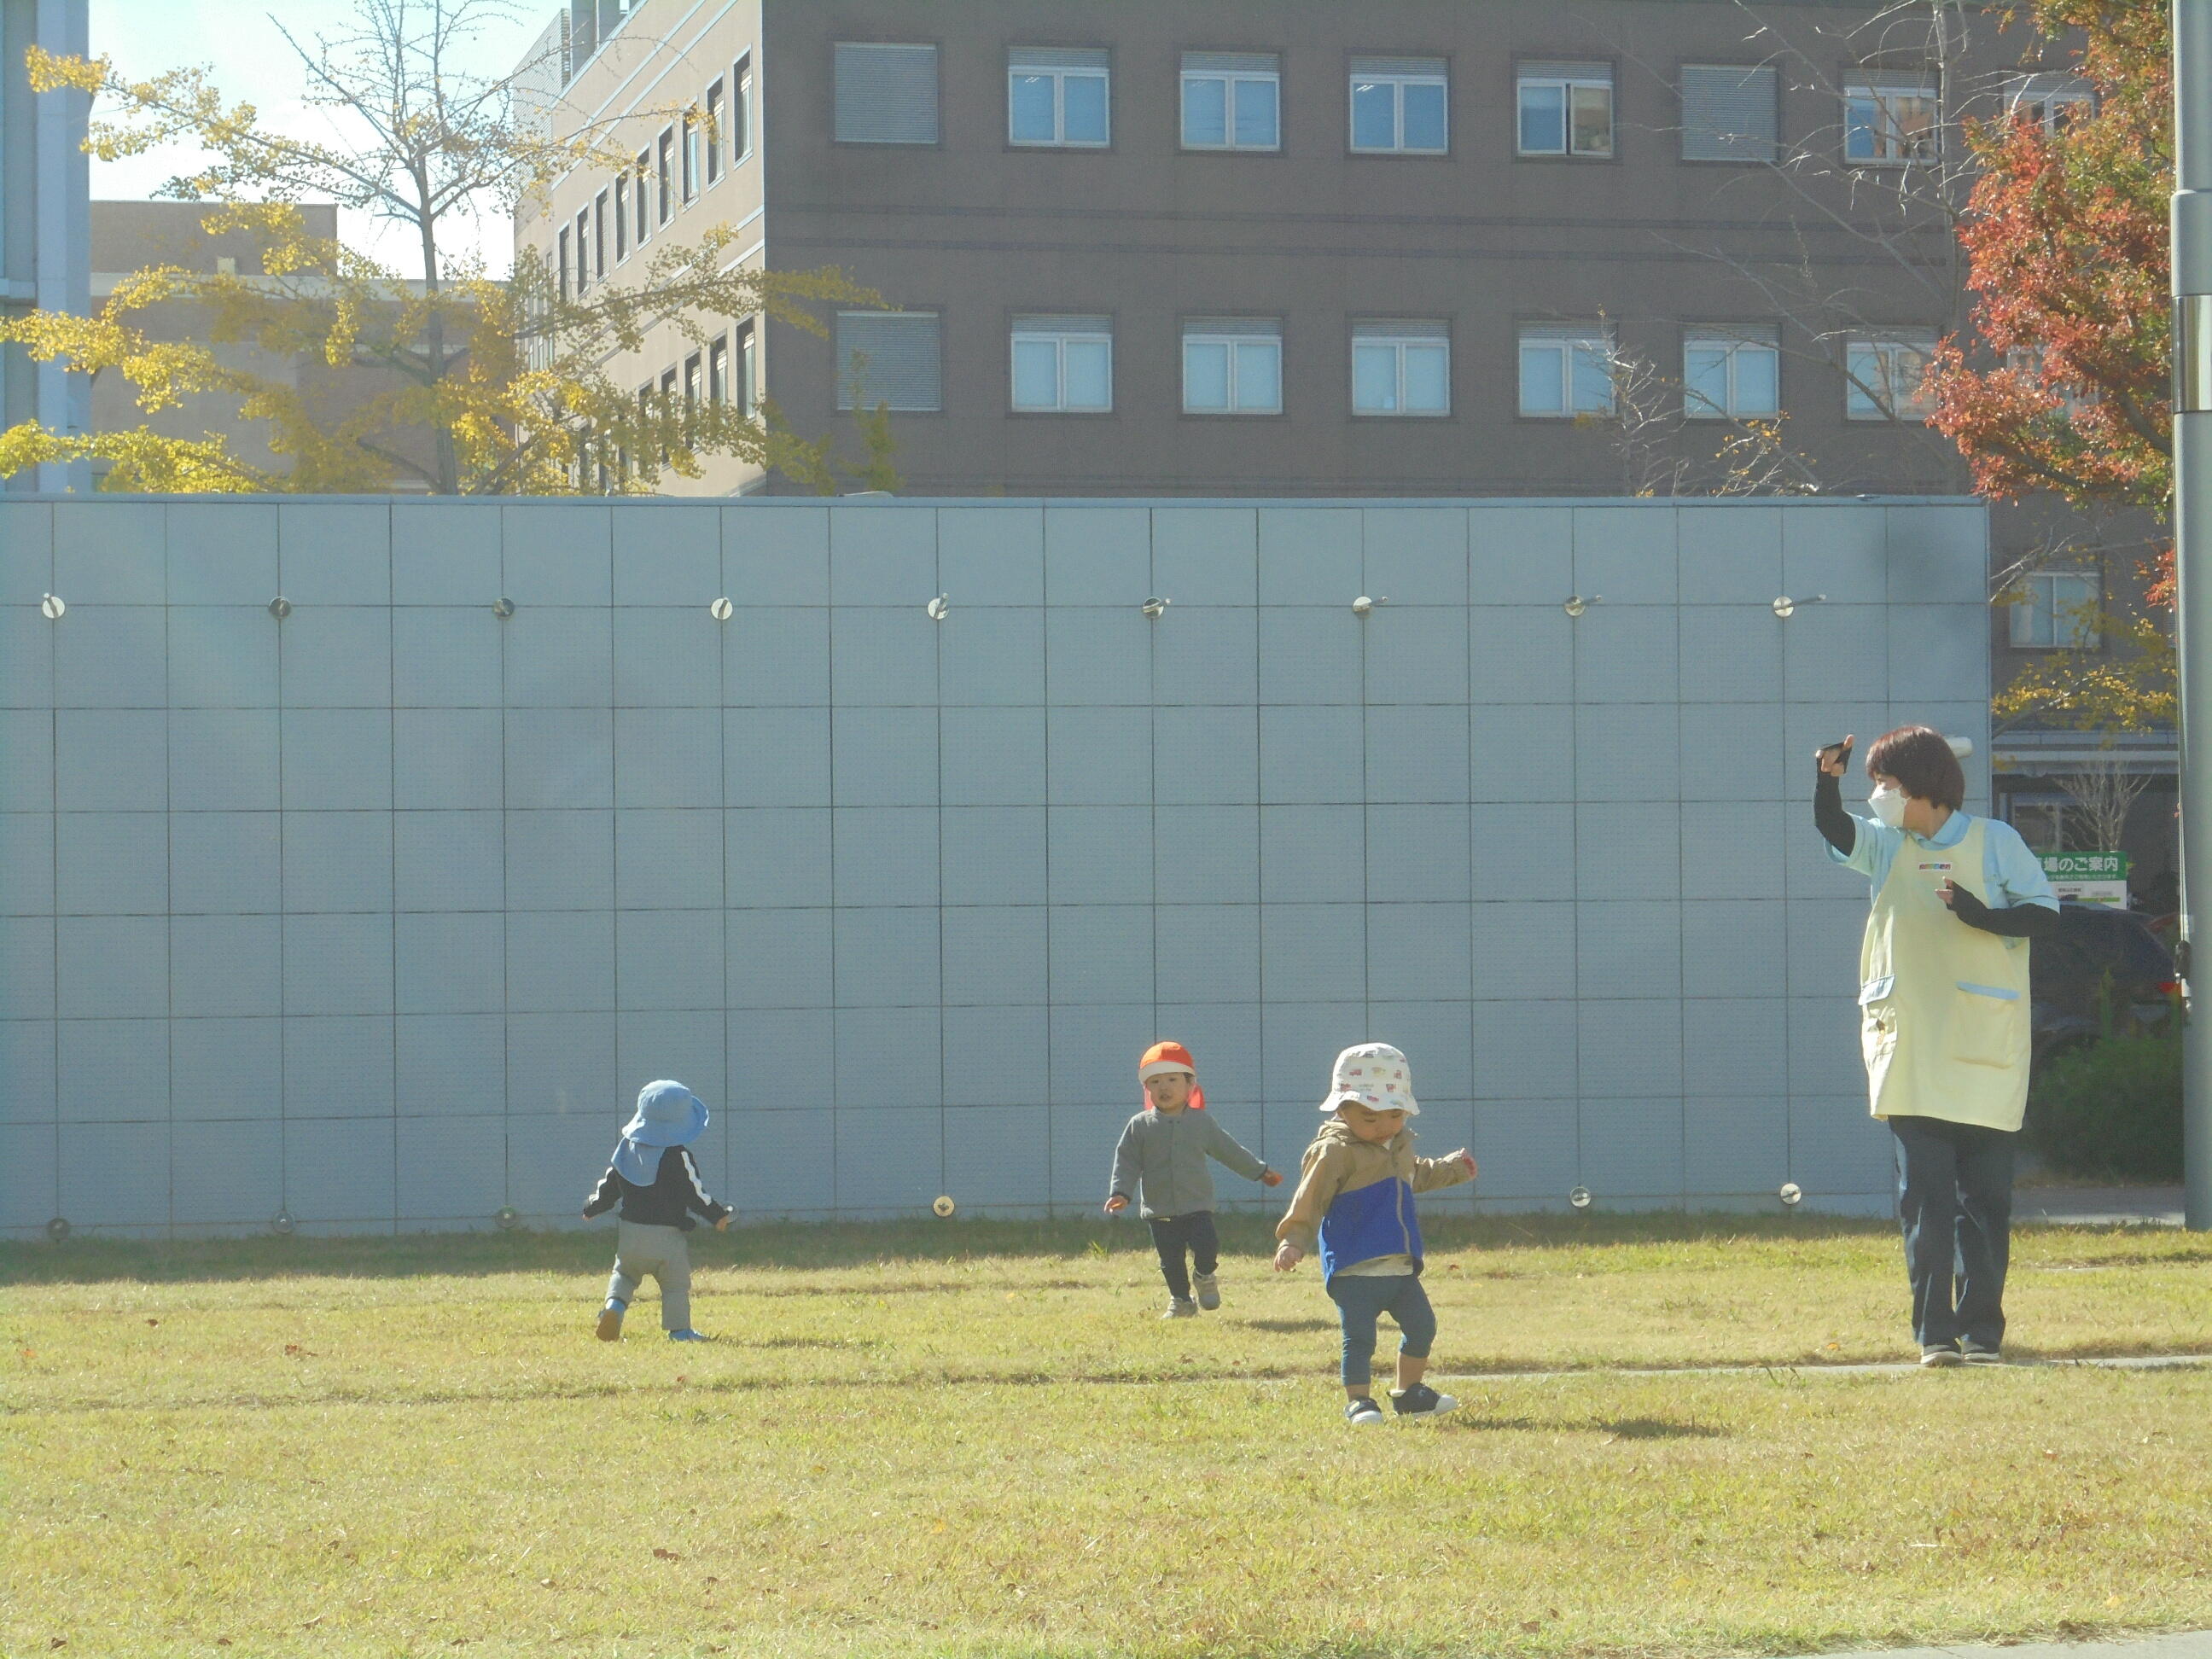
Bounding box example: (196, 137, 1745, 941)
(283, 1344, 315, 1359)
(1522, 1621, 1541, 1633)
(538, 1579, 554, 1589)
(47, 1640, 64, 1650)
(653, 1548, 682, 1562)
(302, 1615, 323, 1628)
(145, 1318, 160, 1327)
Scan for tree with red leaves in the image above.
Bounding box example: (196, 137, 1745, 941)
(1925, 0, 2174, 731)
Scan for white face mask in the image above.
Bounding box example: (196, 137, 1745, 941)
(1868, 784, 1908, 830)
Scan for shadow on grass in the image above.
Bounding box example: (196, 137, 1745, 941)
(0, 1210, 1924, 1289)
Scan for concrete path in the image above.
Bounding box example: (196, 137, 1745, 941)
(1828, 1633, 2212, 1659)
(1436, 1352, 2212, 1384)
(2017, 1185, 2185, 1225)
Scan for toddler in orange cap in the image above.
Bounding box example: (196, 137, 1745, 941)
(1105, 1041, 1283, 1318)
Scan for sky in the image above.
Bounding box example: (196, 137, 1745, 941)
(89, 0, 557, 275)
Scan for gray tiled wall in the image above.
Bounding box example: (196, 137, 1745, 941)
(0, 496, 1988, 1235)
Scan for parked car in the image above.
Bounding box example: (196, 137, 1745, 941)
(2030, 901, 2180, 1076)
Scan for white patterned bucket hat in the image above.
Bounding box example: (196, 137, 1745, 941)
(1319, 1042, 1419, 1115)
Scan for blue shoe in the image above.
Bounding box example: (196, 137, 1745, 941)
(596, 1300, 625, 1342)
(667, 1328, 711, 1342)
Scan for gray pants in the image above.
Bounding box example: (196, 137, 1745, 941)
(607, 1220, 691, 1331)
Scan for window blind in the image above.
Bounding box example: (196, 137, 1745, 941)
(1350, 56, 1444, 79)
(1519, 60, 1610, 82)
(1353, 319, 1448, 340)
(834, 43, 939, 144)
(1184, 52, 1277, 76)
(1184, 317, 1282, 338)
(1681, 64, 1778, 160)
(1009, 47, 1109, 70)
(835, 311, 942, 410)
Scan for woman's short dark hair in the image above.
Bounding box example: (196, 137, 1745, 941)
(1865, 725, 1964, 812)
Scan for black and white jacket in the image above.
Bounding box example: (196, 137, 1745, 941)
(582, 1145, 731, 1231)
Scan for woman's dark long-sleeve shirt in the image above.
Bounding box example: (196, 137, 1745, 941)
(1813, 767, 2057, 940)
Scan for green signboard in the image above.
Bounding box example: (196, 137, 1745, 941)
(2039, 852, 2129, 880)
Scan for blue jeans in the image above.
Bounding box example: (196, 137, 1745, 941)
(1890, 1115, 2016, 1351)
(1326, 1272, 1436, 1388)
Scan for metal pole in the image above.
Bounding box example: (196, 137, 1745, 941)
(2175, 0, 2212, 1226)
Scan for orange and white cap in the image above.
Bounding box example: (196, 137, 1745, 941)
(1138, 1041, 1206, 1110)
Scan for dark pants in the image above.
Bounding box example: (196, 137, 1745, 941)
(1146, 1212, 1219, 1301)
(1890, 1115, 2017, 1352)
(1326, 1272, 1438, 1388)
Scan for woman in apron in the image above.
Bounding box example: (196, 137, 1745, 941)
(1814, 725, 2059, 1366)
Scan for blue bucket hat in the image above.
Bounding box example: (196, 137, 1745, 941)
(610, 1080, 708, 1186)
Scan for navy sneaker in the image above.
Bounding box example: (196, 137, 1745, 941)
(667, 1328, 711, 1342)
(1345, 1397, 1385, 1427)
(1921, 1343, 1964, 1368)
(1961, 1343, 2003, 1365)
(596, 1300, 625, 1342)
(1389, 1382, 1459, 1417)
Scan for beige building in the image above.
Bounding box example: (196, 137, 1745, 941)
(515, 0, 2174, 883)
(89, 201, 435, 491)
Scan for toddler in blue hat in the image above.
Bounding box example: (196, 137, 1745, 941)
(581, 1080, 732, 1342)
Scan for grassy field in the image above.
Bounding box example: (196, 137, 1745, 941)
(7, 1213, 2212, 1659)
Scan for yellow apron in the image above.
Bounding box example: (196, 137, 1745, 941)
(1857, 817, 2034, 1132)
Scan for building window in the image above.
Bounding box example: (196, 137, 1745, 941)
(733, 55, 754, 160)
(682, 114, 700, 201)
(835, 42, 939, 144)
(1352, 321, 1450, 416)
(1845, 331, 1938, 421)
(1349, 57, 1447, 153)
(614, 175, 629, 260)
(736, 320, 759, 416)
(1009, 48, 1110, 147)
(1517, 61, 1614, 156)
(836, 311, 942, 411)
(2010, 572, 2101, 649)
(1844, 81, 1939, 165)
(656, 129, 674, 223)
(634, 151, 651, 242)
(1679, 64, 1778, 161)
(592, 190, 608, 279)
(556, 226, 571, 302)
(573, 208, 591, 291)
(709, 335, 730, 405)
(1010, 315, 1113, 412)
(1518, 326, 1615, 416)
(1683, 327, 1780, 418)
(1182, 52, 1279, 150)
(2008, 73, 2093, 133)
(683, 352, 703, 435)
(705, 81, 725, 184)
(1182, 317, 1283, 414)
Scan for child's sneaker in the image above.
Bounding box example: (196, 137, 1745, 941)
(1389, 1382, 1459, 1417)
(596, 1299, 625, 1342)
(1161, 1297, 1198, 1319)
(667, 1328, 711, 1342)
(1345, 1397, 1386, 1427)
(1920, 1343, 1964, 1368)
(1193, 1272, 1221, 1311)
(1961, 1343, 2003, 1365)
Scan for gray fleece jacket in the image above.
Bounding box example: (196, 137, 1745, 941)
(1108, 1108, 1273, 1220)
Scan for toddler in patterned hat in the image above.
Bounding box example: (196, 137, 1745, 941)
(1274, 1043, 1476, 1424)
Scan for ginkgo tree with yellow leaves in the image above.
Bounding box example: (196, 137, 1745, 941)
(0, 0, 883, 495)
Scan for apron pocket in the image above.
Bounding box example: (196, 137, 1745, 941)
(1859, 979, 1897, 1069)
(1949, 980, 2022, 1068)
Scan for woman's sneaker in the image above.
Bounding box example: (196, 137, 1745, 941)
(1193, 1272, 1221, 1311)
(1961, 1343, 2003, 1365)
(1161, 1297, 1199, 1319)
(1345, 1397, 1386, 1427)
(596, 1300, 625, 1342)
(1390, 1383, 1459, 1417)
(667, 1328, 711, 1342)
(1920, 1343, 1964, 1367)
